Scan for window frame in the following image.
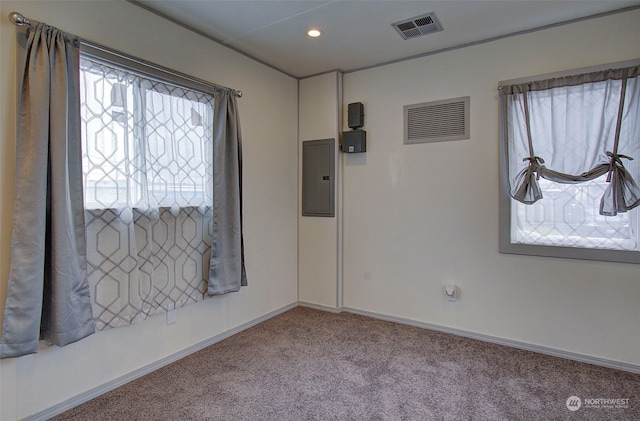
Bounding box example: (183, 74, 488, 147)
(498, 58, 640, 264)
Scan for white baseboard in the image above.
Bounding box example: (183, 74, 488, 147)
(297, 301, 341, 313)
(23, 302, 298, 421)
(23, 300, 638, 420)
(339, 306, 640, 375)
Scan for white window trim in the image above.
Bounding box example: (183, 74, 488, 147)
(498, 58, 640, 264)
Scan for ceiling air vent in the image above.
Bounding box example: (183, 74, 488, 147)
(392, 12, 442, 40)
(404, 96, 470, 145)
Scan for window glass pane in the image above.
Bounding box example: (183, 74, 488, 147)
(79, 57, 214, 210)
(80, 60, 137, 208)
(512, 178, 639, 251)
(143, 82, 213, 208)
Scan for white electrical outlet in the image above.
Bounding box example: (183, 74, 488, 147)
(445, 283, 456, 302)
(166, 309, 177, 325)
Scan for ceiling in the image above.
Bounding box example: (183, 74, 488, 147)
(131, 0, 640, 79)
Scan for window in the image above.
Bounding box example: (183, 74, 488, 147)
(499, 60, 640, 264)
(79, 47, 217, 329)
(81, 56, 214, 210)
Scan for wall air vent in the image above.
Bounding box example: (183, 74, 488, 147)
(392, 12, 442, 40)
(404, 96, 470, 145)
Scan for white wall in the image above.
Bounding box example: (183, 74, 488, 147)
(298, 72, 343, 308)
(0, 1, 298, 420)
(1, 3, 639, 419)
(342, 9, 640, 366)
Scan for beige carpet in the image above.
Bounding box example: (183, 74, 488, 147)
(53, 307, 639, 420)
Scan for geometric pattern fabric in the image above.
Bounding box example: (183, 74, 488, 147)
(80, 56, 214, 330)
(85, 207, 211, 330)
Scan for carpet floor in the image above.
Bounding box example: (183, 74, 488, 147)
(53, 307, 639, 420)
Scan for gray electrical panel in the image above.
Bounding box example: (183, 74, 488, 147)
(302, 139, 335, 217)
(342, 130, 366, 153)
(348, 102, 364, 129)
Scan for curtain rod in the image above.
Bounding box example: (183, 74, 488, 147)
(7, 11, 242, 98)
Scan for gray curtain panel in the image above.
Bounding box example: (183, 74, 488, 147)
(501, 65, 640, 216)
(0, 23, 95, 358)
(208, 89, 247, 295)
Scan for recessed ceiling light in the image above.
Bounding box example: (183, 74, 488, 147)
(307, 28, 323, 38)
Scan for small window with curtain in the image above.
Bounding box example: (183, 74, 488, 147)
(499, 60, 640, 264)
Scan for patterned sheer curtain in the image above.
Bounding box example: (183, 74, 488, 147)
(501, 65, 640, 250)
(80, 56, 216, 329)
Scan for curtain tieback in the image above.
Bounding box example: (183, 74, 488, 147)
(522, 156, 545, 180)
(605, 151, 634, 182)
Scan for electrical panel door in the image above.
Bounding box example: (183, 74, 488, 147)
(302, 139, 335, 217)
